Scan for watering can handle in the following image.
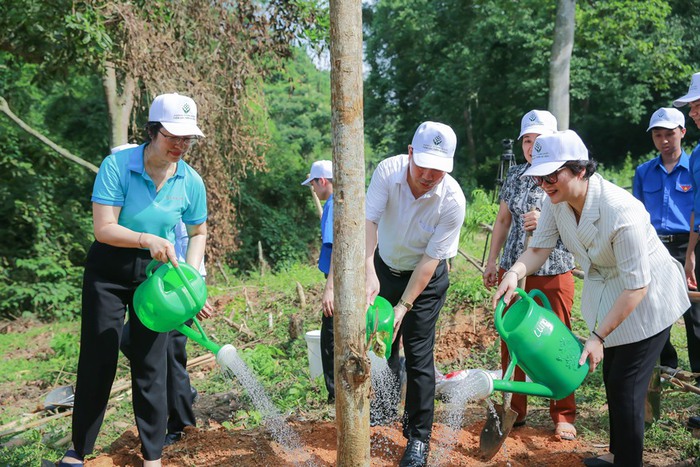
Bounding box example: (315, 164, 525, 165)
(145, 259, 159, 278)
(527, 289, 552, 311)
(494, 287, 528, 341)
(144, 259, 200, 303)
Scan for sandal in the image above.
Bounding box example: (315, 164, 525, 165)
(554, 422, 577, 440)
(57, 449, 83, 466)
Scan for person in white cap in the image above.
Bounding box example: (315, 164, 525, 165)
(58, 93, 212, 467)
(673, 71, 700, 431)
(365, 121, 466, 466)
(493, 130, 689, 467)
(300, 160, 336, 403)
(483, 110, 577, 440)
(633, 108, 700, 381)
(118, 155, 206, 449)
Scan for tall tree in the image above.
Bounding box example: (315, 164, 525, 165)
(549, 0, 576, 129)
(330, 0, 371, 463)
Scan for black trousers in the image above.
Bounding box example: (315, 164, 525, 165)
(72, 241, 168, 461)
(121, 321, 197, 433)
(320, 313, 335, 398)
(659, 240, 700, 378)
(375, 251, 449, 442)
(604, 327, 669, 466)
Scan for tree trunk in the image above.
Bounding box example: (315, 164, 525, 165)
(548, 0, 576, 130)
(330, 0, 371, 465)
(102, 61, 136, 148)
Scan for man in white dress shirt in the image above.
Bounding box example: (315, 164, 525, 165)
(365, 121, 466, 467)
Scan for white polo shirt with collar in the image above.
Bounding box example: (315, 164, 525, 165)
(366, 154, 466, 271)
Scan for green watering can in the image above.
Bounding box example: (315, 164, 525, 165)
(133, 260, 222, 355)
(365, 296, 394, 359)
(471, 288, 589, 400)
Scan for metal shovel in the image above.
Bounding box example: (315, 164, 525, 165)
(480, 228, 532, 459)
(43, 385, 74, 410)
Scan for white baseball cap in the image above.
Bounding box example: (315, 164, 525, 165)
(148, 93, 205, 137)
(647, 107, 685, 131)
(301, 160, 333, 186)
(110, 143, 139, 154)
(410, 121, 457, 173)
(522, 130, 589, 177)
(518, 110, 558, 139)
(673, 72, 700, 107)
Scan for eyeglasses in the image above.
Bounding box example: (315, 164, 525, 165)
(532, 167, 567, 186)
(158, 130, 198, 146)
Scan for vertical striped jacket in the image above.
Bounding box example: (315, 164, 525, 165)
(530, 173, 689, 347)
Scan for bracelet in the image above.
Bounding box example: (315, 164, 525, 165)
(591, 330, 605, 344)
(504, 270, 519, 280)
(138, 232, 144, 249)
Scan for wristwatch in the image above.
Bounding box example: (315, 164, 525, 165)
(398, 299, 413, 311)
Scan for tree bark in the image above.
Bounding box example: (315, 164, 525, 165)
(0, 96, 99, 173)
(330, 0, 371, 464)
(102, 61, 136, 149)
(548, 0, 576, 130)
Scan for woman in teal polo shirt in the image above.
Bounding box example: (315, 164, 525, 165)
(59, 93, 211, 467)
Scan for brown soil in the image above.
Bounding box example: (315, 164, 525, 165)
(86, 420, 593, 466)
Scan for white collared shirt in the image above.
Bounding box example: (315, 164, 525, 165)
(366, 154, 466, 270)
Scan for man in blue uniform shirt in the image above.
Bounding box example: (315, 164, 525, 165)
(301, 160, 335, 403)
(674, 71, 700, 430)
(633, 107, 700, 375)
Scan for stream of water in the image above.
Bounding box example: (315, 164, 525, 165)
(216, 344, 317, 466)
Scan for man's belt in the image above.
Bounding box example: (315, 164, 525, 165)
(388, 266, 413, 277)
(658, 234, 689, 243)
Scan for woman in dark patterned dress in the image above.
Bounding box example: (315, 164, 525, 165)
(482, 110, 578, 440)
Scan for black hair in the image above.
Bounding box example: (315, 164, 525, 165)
(564, 159, 598, 180)
(144, 122, 163, 142)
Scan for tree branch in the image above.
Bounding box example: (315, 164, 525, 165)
(0, 96, 99, 174)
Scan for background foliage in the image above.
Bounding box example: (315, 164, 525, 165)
(2, 0, 700, 319)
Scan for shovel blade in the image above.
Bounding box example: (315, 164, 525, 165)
(479, 402, 518, 460)
(43, 385, 75, 410)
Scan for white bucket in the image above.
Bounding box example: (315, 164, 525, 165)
(304, 330, 323, 380)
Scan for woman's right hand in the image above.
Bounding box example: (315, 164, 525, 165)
(492, 270, 518, 309)
(482, 262, 498, 288)
(142, 233, 178, 266)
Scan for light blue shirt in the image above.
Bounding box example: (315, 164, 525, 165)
(91, 144, 207, 244)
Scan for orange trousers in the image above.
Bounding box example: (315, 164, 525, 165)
(498, 268, 576, 425)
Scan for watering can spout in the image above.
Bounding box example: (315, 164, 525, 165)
(216, 344, 237, 366)
(468, 369, 558, 399)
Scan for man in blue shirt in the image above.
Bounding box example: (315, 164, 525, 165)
(633, 107, 700, 374)
(674, 71, 700, 430)
(301, 160, 335, 403)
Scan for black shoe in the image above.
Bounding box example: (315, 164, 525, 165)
(689, 415, 700, 429)
(164, 431, 184, 447)
(327, 395, 335, 405)
(582, 457, 614, 467)
(399, 438, 429, 467)
(190, 387, 199, 404)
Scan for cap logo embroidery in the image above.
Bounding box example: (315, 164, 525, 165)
(182, 103, 191, 114)
(433, 135, 443, 146)
(528, 113, 536, 122)
(534, 142, 542, 153)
